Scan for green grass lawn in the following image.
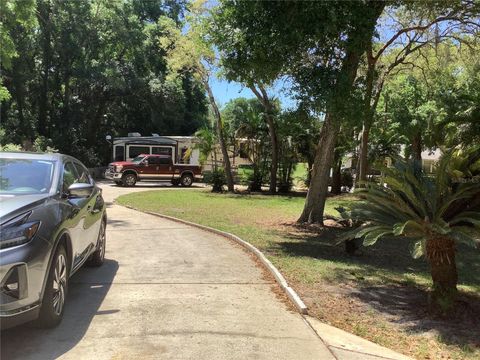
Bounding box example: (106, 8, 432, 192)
(117, 189, 480, 359)
(235, 163, 309, 188)
(292, 162, 308, 188)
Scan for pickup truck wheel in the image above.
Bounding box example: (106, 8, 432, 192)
(180, 174, 193, 187)
(122, 173, 137, 187)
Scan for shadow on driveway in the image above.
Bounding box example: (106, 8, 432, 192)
(1, 259, 119, 360)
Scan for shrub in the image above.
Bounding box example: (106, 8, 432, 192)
(0, 143, 22, 151)
(204, 168, 227, 192)
(339, 148, 480, 313)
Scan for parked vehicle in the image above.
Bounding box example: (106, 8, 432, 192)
(105, 154, 202, 187)
(107, 133, 253, 172)
(0, 152, 107, 329)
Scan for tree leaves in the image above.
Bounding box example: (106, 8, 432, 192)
(0, 0, 207, 166)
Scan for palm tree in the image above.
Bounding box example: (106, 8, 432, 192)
(340, 146, 480, 312)
(195, 126, 226, 192)
(234, 104, 266, 191)
(195, 126, 217, 169)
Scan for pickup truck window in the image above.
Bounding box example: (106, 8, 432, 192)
(146, 157, 160, 165)
(158, 157, 171, 165)
(132, 155, 146, 163)
(145, 157, 171, 165)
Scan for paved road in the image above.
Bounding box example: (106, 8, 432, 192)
(1, 183, 335, 360)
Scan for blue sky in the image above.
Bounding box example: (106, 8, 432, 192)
(209, 76, 297, 109)
(209, 77, 251, 107)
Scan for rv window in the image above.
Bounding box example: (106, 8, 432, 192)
(152, 147, 172, 156)
(129, 146, 150, 158)
(115, 146, 125, 161)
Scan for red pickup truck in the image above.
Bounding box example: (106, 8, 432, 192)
(105, 154, 202, 187)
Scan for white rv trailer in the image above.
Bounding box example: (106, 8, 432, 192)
(109, 133, 253, 171)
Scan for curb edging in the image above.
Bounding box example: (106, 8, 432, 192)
(121, 204, 308, 315)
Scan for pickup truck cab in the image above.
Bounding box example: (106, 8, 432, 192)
(105, 154, 202, 187)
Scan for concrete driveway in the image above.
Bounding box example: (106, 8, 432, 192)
(2, 182, 410, 360)
(1, 182, 334, 360)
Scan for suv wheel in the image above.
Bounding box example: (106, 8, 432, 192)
(87, 219, 106, 267)
(37, 245, 68, 328)
(180, 173, 193, 187)
(122, 173, 137, 187)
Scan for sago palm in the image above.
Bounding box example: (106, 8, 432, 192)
(340, 147, 480, 311)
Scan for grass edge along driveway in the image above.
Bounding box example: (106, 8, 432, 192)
(117, 189, 480, 360)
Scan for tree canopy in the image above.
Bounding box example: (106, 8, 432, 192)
(0, 0, 208, 166)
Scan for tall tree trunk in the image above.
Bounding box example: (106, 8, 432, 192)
(331, 154, 342, 195)
(87, 99, 106, 146)
(357, 45, 375, 186)
(306, 159, 313, 187)
(250, 163, 262, 191)
(265, 112, 278, 193)
(412, 131, 422, 161)
(298, 1, 385, 223)
(204, 81, 235, 192)
(213, 147, 218, 171)
(12, 61, 31, 140)
(298, 113, 340, 223)
(37, 0, 52, 137)
(426, 236, 458, 312)
(358, 121, 371, 184)
(61, 73, 71, 131)
(249, 85, 278, 193)
(354, 150, 360, 183)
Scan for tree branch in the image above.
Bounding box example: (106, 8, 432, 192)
(374, 11, 466, 61)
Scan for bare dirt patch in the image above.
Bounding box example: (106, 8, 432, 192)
(278, 222, 480, 359)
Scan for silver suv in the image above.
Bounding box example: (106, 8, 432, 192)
(0, 152, 107, 329)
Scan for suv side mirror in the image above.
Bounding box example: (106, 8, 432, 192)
(67, 183, 94, 198)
